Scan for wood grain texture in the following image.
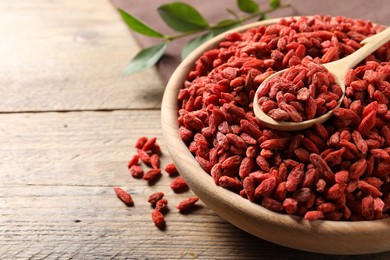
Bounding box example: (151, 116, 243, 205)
(1, 0, 389, 258)
(0, 0, 164, 112)
(1, 111, 389, 259)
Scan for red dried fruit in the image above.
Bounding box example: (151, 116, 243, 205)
(239, 157, 254, 179)
(316, 179, 327, 193)
(165, 163, 179, 176)
(302, 168, 319, 188)
(135, 136, 148, 149)
(127, 155, 139, 168)
(358, 111, 376, 135)
(327, 183, 344, 200)
(151, 210, 165, 229)
(183, 113, 204, 131)
(260, 60, 341, 122)
(268, 108, 289, 121)
(176, 16, 390, 221)
(283, 198, 298, 214)
(243, 176, 256, 202)
(256, 155, 270, 172)
(286, 163, 305, 192)
(335, 170, 349, 184)
(255, 176, 276, 198)
(226, 133, 247, 150)
(114, 187, 134, 206)
(151, 141, 162, 155)
(294, 187, 311, 204)
(219, 176, 243, 190)
(143, 169, 162, 182)
(260, 138, 290, 150)
(179, 126, 193, 141)
(170, 176, 189, 193)
(150, 154, 160, 169)
(302, 137, 320, 154)
(278, 102, 303, 122)
(374, 161, 390, 177)
(362, 196, 374, 220)
(262, 197, 283, 211)
(221, 155, 242, 170)
(294, 148, 310, 162)
(155, 199, 168, 213)
(129, 165, 144, 178)
(324, 148, 346, 166)
(351, 131, 368, 155)
(357, 181, 382, 197)
(240, 119, 262, 139)
(380, 126, 390, 146)
(148, 192, 164, 205)
(309, 153, 334, 184)
(137, 149, 151, 166)
(195, 156, 213, 172)
(374, 197, 385, 219)
(349, 159, 368, 180)
(142, 137, 157, 152)
(177, 197, 199, 212)
(317, 203, 337, 214)
(370, 149, 390, 160)
(304, 210, 324, 221)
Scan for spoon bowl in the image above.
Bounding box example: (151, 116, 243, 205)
(253, 69, 345, 131)
(254, 27, 390, 131)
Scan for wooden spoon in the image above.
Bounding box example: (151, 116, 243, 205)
(254, 27, 390, 131)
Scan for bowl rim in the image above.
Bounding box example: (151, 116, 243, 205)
(161, 16, 390, 255)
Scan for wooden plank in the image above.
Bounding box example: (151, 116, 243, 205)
(0, 111, 389, 259)
(0, 0, 164, 112)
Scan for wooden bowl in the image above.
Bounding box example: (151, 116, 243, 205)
(161, 18, 390, 255)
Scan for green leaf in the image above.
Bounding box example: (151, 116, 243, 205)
(181, 32, 214, 59)
(237, 0, 259, 14)
(118, 9, 165, 38)
(269, 0, 281, 9)
(158, 2, 208, 32)
(212, 19, 242, 35)
(124, 42, 168, 75)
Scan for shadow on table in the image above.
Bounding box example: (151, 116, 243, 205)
(216, 223, 389, 259)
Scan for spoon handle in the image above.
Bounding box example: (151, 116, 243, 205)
(324, 27, 390, 78)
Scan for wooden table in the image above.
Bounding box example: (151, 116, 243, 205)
(0, 1, 389, 259)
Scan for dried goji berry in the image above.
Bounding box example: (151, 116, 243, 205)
(155, 199, 168, 213)
(177, 197, 199, 212)
(148, 192, 164, 206)
(150, 154, 160, 169)
(114, 187, 134, 206)
(151, 210, 165, 229)
(255, 176, 276, 198)
(127, 155, 139, 168)
(219, 176, 243, 191)
(142, 137, 157, 152)
(137, 149, 151, 166)
(170, 176, 189, 193)
(143, 169, 161, 182)
(135, 136, 148, 149)
(164, 163, 179, 176)
(304, 210, 324, 221)
(176, 16, 390, 221)
(129, 165, 143, 178)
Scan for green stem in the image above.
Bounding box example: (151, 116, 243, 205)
(226, 8, 240, 20)
(164, 3, 291, 41)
